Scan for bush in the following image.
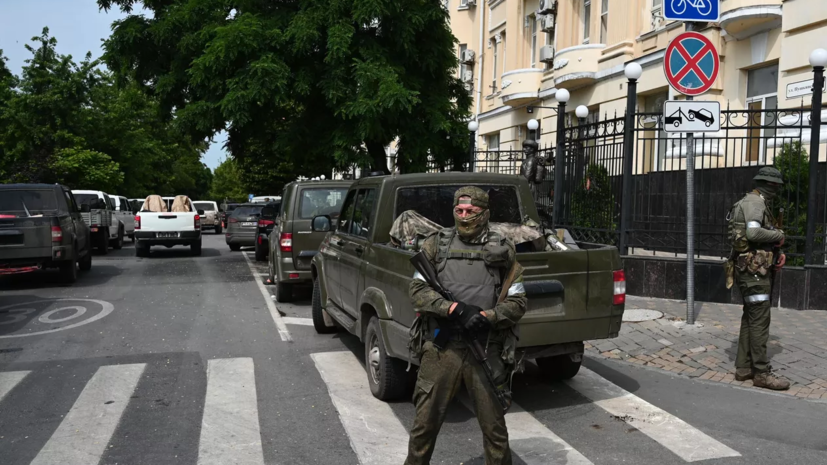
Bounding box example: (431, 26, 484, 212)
(571, 164, 617, 232)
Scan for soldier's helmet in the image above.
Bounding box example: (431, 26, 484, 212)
(753, 166, 784, 185)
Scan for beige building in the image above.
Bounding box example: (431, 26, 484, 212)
(448, 0, 827, 170)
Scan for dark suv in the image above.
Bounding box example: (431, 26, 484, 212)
(267, 180, 352, 301)
(254, 201, 281, 262)
(225, 203, 264, 251)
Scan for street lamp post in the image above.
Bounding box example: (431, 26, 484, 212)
(468, 120, 479, 172)
(527, 118, 540, 142)
(620, 62, 642, 258)
(552, 89, 570, 230)
(805, 49, 827, 265)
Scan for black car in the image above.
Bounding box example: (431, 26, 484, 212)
(254, 202, 281, 261)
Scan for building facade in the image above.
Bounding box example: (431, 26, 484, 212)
(449, 0, 827, 170)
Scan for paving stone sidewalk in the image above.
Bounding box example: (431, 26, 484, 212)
(586, 296, 827, 399)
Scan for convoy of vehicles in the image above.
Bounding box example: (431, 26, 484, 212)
(0, 184, 93, 283)
(193, 201, 222, 234)
(309, 173, 625, 400)
(72, 190, 125, 253)
(225, 203, 265, 251)
(267, 180, 352, 302)
(135, 195, 203, 257)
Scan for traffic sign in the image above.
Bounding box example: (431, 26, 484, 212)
(664, 0, 720, 22)
(663, 101, 720, 133)
(664, 32, 719, 97)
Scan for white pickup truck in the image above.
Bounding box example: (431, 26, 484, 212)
(72, 190, 124, 253)
(135, 195, 203, 257)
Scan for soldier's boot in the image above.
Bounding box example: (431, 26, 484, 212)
(734, 368, 754, 381)
(752, 371, 790, 390)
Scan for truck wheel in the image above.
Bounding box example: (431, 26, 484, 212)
(365, 316, 411, 401)
(135, 242, 150, 257)
(191, 240, 202, 256)
(312, 278, 336, 334)
(112, 227, 124, 250)
(536, 354, 583, 381)
(229, 244, 241, 252)
(79, 250, 92, 271)
(59, 254, 78, 284)
(254, 241, 267, 262)
(97, 232, 109, 255)
(275, 280, 292, 303)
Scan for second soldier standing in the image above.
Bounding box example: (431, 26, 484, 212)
(405, 186, 527, 465)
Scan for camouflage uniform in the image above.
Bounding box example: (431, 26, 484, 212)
(728, 167, 789, 390)
(405, 187, 527, 465)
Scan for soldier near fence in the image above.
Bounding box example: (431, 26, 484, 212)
(726, 167, 789, 390)
(404, 186, 527, 465)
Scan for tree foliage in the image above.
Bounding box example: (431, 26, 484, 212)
(98, 0, 472, 179)
(0, 28, 210, 199)
(210, 157, 247, 202)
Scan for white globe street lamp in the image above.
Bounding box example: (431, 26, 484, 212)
(575, 105, 590, 119)
(467, 120, 479, 132)
(624, 62, 643, 81)
(555, 89, 570, 103)
(810, 49, 827, 68)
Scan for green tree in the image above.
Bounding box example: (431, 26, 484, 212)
(210, 158, 247, 202)
(571, 164, 617, 238)
(49, 148, 124, 193)
(772, 142, 811, 265)
(98, 0, 471, 176)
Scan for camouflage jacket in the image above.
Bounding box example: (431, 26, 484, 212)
(409, 228, 527, 330)
(735, 192, 784, 246)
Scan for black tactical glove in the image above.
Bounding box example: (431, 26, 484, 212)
(450, 302, 489, 333)
(464, 312, 491, 333)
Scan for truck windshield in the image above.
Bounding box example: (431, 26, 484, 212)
(193, 202, 215, 211)
(0, 190, 59, 216)
(300, 188, 348, 219)
(395, 185, 522, 226)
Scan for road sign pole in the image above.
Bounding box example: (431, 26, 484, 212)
(685, 21, 697, 325)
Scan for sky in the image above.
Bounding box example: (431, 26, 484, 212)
(0, 0, 228, 171)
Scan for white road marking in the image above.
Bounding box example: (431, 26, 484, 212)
(458, 393, 593, 465)
(566, 367, 741, 462)
(198, 358, 265, 465)
(0, 371, 30, 402)
(243, 252, 292, 342)
(312, 352, 409, 465)
(0, 299, 114, 339)
(30, 363, 146, 465)
(283, 317, 314, 326)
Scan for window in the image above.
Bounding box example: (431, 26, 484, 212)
(652, 0, 663, 30)
(0, 190, 59, 215)
(530, 15, 538, 68)
(487, 133, 500, 151)
(501, 33, 507, 75)
(583, 0, 592, 43)
(230, 205, 263, 218)
(459, 44, 468, 79)
(491, 38, 499, 93)
(193, 202, 216, 212)
(600, 0, 609, 44)
(395, 185, 522, 227)
(746, 64, 779, 163)
(299, 188, 349, 219)
(349, 189, 377, 238)
(460, 0, 468, 7)
(336, 190, 358, 234)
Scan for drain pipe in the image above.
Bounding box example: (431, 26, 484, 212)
(474, 2, 485, 122)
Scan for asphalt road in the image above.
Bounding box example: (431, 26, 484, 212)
(1, 233, 825, 465)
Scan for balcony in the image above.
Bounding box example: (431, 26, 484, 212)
(552, 44, 605, 90)
(499, 68, 544, 107)
(719, 0, 782, 40)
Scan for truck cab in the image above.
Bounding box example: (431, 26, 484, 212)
(108, 195, 136, 243)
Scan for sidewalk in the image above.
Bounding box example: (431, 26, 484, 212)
(587, 296, 827, 399)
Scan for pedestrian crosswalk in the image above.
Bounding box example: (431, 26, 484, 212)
(0, 353, 743, 465)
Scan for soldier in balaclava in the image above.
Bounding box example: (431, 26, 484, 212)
(727, 167, 789, 390)
(405, 186, 527, 465)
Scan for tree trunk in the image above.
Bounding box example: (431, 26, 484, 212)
(366, 140, 390, 175)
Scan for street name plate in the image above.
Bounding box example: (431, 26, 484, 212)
(786, 79, 827, 100)
(663, 100, 721, 133)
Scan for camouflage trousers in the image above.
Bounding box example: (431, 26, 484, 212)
(404, 340, 511, 465)
(735, 269, 772, 373)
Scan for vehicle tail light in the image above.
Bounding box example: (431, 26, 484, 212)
(51, 226, 63, 243)
(258, 219, 274, 227)
(229, 218, 238, 224)
(194, 215, 201, 229)
(258, 235, 263, 245)
(280, 233, 293, 253)
(613, 270, 626, 305)
(135, 215, 141, 230)
(289, 273, 299, 279)
(0, 214, 16, 218)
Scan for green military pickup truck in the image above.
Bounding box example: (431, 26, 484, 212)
(310, 172, 625, 400)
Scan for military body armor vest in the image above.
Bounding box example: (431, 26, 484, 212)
(727, 192, 775, 253)
(435, 231, 502, 310)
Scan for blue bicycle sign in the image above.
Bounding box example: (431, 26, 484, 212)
(664, 0, 719, 22)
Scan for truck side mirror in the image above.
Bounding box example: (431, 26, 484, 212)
(312, 215, 331, 232)
(80, 204, 91, 213)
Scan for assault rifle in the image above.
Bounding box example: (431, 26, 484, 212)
(410, 252, 511, 412)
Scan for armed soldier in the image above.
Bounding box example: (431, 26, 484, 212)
(727, 167, 789, 390)
(404, 186, 527, 465)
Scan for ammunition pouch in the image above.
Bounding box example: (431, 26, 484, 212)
(724, 259, 735, 289)
(735, 250, 774, 276)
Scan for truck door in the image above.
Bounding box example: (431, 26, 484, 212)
(322, 189, 359, 309)
(337, 188, 377, 317)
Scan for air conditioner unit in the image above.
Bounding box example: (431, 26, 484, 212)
(460, 49, 476, 64)
(541, 14, 556, 33)
(538, 0, 557, 15)
(466, 0, 477, 7)
(462, 70, 475, 83)
(463, 82, 473, 93)
(539, 45, 555, 63)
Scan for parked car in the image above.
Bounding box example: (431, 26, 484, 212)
(267, 180, 351, 301)
(225, 203, 265, 251)
(135, 195, 203, 257)
(193, 201, 222, 234)
(0, 184, 92, 283)
(310, 172, 625, 400)
(253, 201, 281, 262)
(220, 202, 241, 228)
(72, 190, 123, 253)
(108, 195, 136, 243)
